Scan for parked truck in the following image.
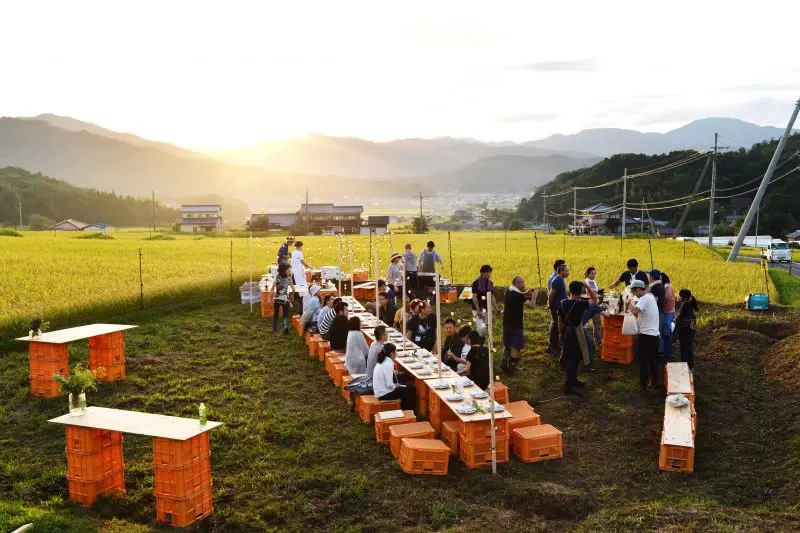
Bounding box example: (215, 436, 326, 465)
(760, 240, 792, 263)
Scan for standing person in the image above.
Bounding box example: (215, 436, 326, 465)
(501, 275, 539, 372)
(610, 258, 649, 290)
(329, 301, 350, 351)
(277, 237, 295, 266)
(418, 241, 444, 298)
(405, 300, 437, 351)
(647, 269, 665, 355)
(402, 244, 418, 299)
(548, 259, 566, 292)
(459, 330, 491, 390)
(627, 280, 660, 391)
(291, 240, 313, 290)
(378, 292, 397, 326)
(676, 289, 698, 372)
(547, 263, 570, 355)
(471, 265, 501, 337)
(580, 285, 605, 373)
(661, 272, 676, 359)
(366, 325, 388, 377)
(441, 318, 463, 371)
(372, 343, 416, 410)
(345, 317, 369, 375)
(558, 281, 590, 395)
(270, 263, 294, 334)
(584, 266, 603, 346)
(387, 253, 404, 304)
(377, 279, 395, 301)
(318, 297, 341, 340)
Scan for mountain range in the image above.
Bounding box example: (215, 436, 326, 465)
(0, 114, 792, 201)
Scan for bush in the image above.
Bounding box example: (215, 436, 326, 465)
(77, 233, 114, 240)
(145, 234, 176, 241)
(0, 228, 22, 237)
(27, 213, 55, 230)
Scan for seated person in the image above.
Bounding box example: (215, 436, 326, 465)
(378, 279, 395, 301)
(372, 343, 415, 411)
(328, 301, 350, 351)
(405, 301, 437, 351)
(318, 297, 341, 340)
(378, 291, 397, 326)
(442, 318, 464, 371)
(366, 325, 388, 377)
(394, 299, 420, 330)
(309, 294, 335, 332)
(345, 316, 369, 375)
(458, 330, 491, 390)
(450, 325, 473, 372)
(301, 284, 322, 328)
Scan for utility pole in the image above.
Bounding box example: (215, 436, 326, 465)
(418, 192, 423, 234)
(151, 190, 156, 232)
(641, 195, 644, 234)
(572, 188, 577, 236)
(18, 191, 22, 229)
(621, 168, 627, 237)
(729, 98, 800, 261)
(645, 201, 657, 237)
(708, 134, 718, 246)
(674, 156, 711, 238)
(542, 196, 547, 231)
(305, 188, 309, 236)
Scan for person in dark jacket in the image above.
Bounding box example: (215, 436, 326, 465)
(442, 318, 463, 371)
(329, 301, 350, 351)
(405, 300, 437, 351)
(676, 289, 698, 371)
(458, 330, 491, 390)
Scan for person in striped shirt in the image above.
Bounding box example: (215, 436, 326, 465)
(319, 297, 342, 339)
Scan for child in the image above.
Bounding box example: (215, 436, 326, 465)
(676, 289, 698, 372)
(271, 263, 294, 334)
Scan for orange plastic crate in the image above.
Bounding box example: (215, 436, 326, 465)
(356, 395, 401, 424)
(66, 427, 122, 454)
(352, 269, 369, 282)
(309, 335, 322, 357)
(389, 422, 435, 458)
(317, 341, 330, 359)
(88, 332, 124, 349)
(601, 341, 635, 364)
(304, 331, 313, 346)
(156, 485, 213, 527)
(440, 420, 460, 455)
(341, 375, 353, 401)
(413, 380, 428, 417)
(459, 435, 510, 468)
(374, 410, 416, 444)
(153, 434, 211, 468)
(332, 363, 348, 387)
(398, 438, 451, 475)
(30, 342, 69, 365)
(505, 401, 542, 434)
(459, 419, 509, 442)
(260, 291, 274, 318)
(511, 424, 563, 463)
(30, 376, 62, 397)
(490, 382, 509, 404)
(66, 444, 124, 482)
(659, 440, 695, 473)
(67, 468, 125, 507)
(154, 455, 212, 498)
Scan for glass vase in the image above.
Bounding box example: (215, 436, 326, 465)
(69, 392, 87, 416)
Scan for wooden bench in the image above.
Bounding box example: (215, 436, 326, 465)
(666, 362, 694, 404)
(660, 399, 695, 472)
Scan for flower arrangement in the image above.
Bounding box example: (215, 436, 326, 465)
(53, 364, 101, 396)
(29, 316, 49, 338)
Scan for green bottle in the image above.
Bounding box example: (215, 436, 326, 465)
(199, 402, 207, 425)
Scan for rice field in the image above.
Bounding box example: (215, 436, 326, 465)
(0, 230, 776, 335)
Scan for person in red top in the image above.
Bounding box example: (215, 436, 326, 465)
(661, 272, 676, 358)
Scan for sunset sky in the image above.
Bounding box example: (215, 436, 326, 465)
(1, 0, 797, 149)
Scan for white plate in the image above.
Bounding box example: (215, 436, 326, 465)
(417, 370, 432, 375)
(432, 382, 450, 390)
(490, 403, 505, 412)
(400, 358, 416, 363)
(409, 364, 424, 369)
(461, 380, 474, 387)
(445, 395, 464, 402)
(455, 406, 477, 414)
(471, 391, 488, 399)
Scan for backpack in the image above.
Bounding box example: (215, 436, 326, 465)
(344, 375, 373, 411)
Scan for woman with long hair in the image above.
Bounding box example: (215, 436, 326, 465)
(372, 342, 415, 410)
(344, 316, 369, 375)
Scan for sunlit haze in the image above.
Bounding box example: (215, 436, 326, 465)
(1, 0, 797, 149)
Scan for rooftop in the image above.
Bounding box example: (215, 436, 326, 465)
(181, 204, 222, 212)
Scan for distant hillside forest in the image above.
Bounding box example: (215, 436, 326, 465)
(0, 167, 179, 228)
(517, 135, 800, 237)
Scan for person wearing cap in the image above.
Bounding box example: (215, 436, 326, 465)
(627, 279, 661, 391)
(387, 252, 404, 304)
(609, 258, 649, 290)
(300, 283, 322, 329)
(277, 237, 295, 266)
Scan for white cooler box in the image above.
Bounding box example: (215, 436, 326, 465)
(239, 282, 261, 304)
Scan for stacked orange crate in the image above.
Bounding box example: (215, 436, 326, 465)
(153, 433, 213, 527)
(427, 392, 456, 434)
(413, 379, 428, 417)
(88, 332, 126, 382)
(601, 314, 635, 364)
(65, 426, 125, 507)
(260, 290, 274, 317)
(458, 418, 510, 468)
(30, 342, 69, 397)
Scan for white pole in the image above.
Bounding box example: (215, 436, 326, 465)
(487, 293, 497, 475)
(622, 169, 627, 238)
(375, 246, 380, 320)
(249, 232, 254, 314)
(401, 263, 407, 351)
(350, 241, 355, 298)
(435, 272, 442, 383)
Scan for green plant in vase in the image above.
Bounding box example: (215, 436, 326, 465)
(53, 364, 101, 416)
(29, 316, 49, 338)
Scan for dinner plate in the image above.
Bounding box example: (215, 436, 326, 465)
(409, 364, 424, 369)
(432, 382, 450, 390)
(445, 395, 464, 402)
(455, 406, 477, 415)
(400, 358, 416, 363)
(491, 403, 506, 412)
(417, 370, 432, 375)
(461, 380, 474, 387)
(471, 391, 488, 399)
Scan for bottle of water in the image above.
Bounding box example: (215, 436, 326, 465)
(199, 402, 207, 425)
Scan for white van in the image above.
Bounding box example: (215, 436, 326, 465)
(761, 240, 792, 263)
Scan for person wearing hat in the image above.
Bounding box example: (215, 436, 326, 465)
(301, 283, 322, 329)
(387, 252, 404, 304)
(627, 280, 661, 391)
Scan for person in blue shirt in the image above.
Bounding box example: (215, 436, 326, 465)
(548, 259, 565, 292)
(579, 283, 605, 372)
(547, 262, 569, 355)
(277, 237, 294, 266)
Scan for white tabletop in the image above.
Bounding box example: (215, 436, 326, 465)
(395, 350, 456, 381)
(666, 362, 693, 395)
(425, 376, 512, 423)
(662, 400, 694, 448)
(49, 406, 222, 440)
(17, 324, 137, 344)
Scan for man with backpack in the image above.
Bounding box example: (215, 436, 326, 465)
(417, 241, 444, 299)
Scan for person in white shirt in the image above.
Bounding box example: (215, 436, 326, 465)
(372, 343, 415, 410)
(344, 317, 369, 376)
(366, 325, 388, 377)
(627, 280, 660, 391)
(584, 266, 603, 346)
(291, 241, 312, 287)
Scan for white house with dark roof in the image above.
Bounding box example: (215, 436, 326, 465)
(180, 204, 222, 233)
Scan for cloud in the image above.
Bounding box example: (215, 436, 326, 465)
(498, 112, 560, 123)
(510, 58, 596, 72)
(731, 83, 797, 92)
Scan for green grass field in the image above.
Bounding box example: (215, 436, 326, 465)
(0, 231, 782, 336)
(1, 296, 799, 531)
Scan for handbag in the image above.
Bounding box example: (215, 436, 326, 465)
(622, 314, 639, 336)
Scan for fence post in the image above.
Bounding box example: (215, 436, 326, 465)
(648, 237, 654, 270)
(230, 240, 233, 291)
(138, 248, 144, 310)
